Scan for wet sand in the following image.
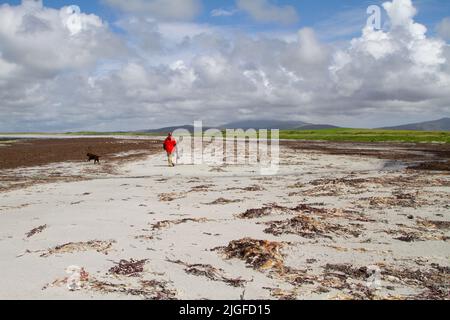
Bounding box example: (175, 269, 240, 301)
(0, 138, 162, 170)
(0, 138, 448, 300)
(0, 138, 162, 192)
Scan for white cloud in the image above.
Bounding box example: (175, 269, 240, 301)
(0, 0, 449, 132)
(211, 8, 238, 17)
(437, 17, 450, 41)
(330, 0, 448, 104)
(102, 0, 201, 21)
(0, 1, 124, 77)
(383, 0, 417, 28)
(158, 22, 218, 43)
(0, 1, 125, 131)
(237, 0, 299, 25)
(296, 28, 327, 64)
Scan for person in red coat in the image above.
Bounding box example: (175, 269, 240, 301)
(163, 133, 177, 167)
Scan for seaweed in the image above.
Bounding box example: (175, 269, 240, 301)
(226, 185, 265, 192)
(167, 259, 248, 287)
(216, 238, 285, 271)
(264, 215, 362, 239)
(158, 192, 186, 202)
(263, 287, 298, 300)
(383, 227, 449, 242)
(190, 184, 215, 192)
(359, 192, 427, 209)
(238, 204, 288, 219)
(238, 203, 373, 223)
(109, 259, 148, 277)
(322, 263, 450, 300)
(416, 219, 450, 230)
(151, 218, 209, 231)
(25, 224, 47, 238)
(88, 278, 177, 300)
(206, 198, 242, 205)
(40, 240, 115, 257)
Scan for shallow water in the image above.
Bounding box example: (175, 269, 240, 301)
(382, 160, 409, 171)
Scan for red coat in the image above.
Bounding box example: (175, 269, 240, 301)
(163, 137, 177, 153)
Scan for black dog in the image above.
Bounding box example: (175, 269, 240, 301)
(87, 153, 100, 164)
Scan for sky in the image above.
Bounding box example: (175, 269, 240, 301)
(0, 0, 449, 131)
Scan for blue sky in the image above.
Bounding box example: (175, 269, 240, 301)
(2, 0, 449, 40)
(0, 0, 449, 131)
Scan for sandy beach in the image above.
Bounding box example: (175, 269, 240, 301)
(0, 137, 448, 300)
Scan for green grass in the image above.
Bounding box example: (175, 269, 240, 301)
(278, 128, 450, 143)
(209, 128, 450, 143)
(1, 128, 449, 143)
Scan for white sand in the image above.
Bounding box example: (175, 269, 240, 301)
(0, 142, 448, 300)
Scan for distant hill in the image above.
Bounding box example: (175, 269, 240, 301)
(134, 118, 450, 133)
(222, 120, 340, 130)
(140, 120, 340, 133)
(221, 120, 309, 130)
(138, 125, 213, 133)
(380, 118, 450, 131)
